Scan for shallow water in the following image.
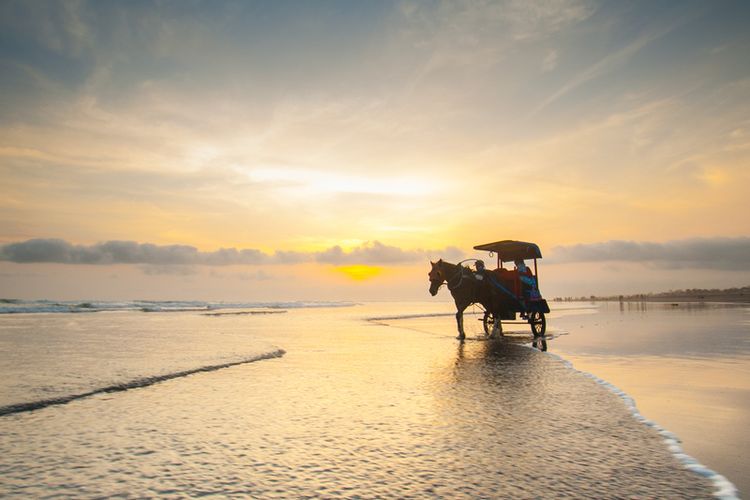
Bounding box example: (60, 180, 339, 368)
(0, 311, 282, 410)
(0, 303, 718, 498)
(551, 301, 750, 497)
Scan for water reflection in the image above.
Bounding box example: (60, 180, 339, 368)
(0, 304, 717, 499)
(428, 337, 713, 498)
(532, 336, 548, 351)
(553, 302, 750, 358)
(449, 339, 548, 394)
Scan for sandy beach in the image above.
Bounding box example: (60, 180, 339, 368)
(0, 302, 732, 498)
(2, 1, 749, 497)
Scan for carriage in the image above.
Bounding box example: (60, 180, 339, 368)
(428, 239, 551, 342)
(472, 240, 550, 337)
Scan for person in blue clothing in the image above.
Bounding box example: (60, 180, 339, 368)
(515, 259, 537, 295)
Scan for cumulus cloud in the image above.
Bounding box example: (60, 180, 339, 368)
(0, 238, 462, 266)
(549, 237, 750, 270)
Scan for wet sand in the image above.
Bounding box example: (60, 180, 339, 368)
(0, 304, 716, 498)
(552, 302, 750, 497)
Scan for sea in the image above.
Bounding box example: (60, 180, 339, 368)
(0, 299, 747, 498)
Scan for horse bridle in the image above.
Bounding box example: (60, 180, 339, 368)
(447, 259, 483, 290)
(432, 258, 481, 292)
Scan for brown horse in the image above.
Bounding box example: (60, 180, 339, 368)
(428, 259, 504, 341)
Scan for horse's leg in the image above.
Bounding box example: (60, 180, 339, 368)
(455, 305, 467, 341)
(488, 303, 504, 339)
(491, 311, 503, 338)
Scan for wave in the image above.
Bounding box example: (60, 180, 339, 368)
(366, 312, 457, 321)
(0, 299, 356, 315)
(543, 350, 739, 500)
(0, 349, 286, 417)
(202, 310, 288, 317)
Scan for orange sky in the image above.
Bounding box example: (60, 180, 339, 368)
(1, 1, 749, 300)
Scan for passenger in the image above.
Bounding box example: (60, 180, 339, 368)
(515, 259, 536, 294)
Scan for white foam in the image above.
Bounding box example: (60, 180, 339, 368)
(0, 299, 357, 314)
(541, 349, 739, 500)
(365, 312, 456, 321)
(0, 349, 286, 417)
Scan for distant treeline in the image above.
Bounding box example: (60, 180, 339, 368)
(553, 286, 750, 303)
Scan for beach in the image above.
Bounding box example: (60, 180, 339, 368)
(551, 301, 750, 497)
(0, 301, 742, 498)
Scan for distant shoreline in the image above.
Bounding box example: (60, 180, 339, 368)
(553, 286, 750, 304)
(556, 296, 750, 304)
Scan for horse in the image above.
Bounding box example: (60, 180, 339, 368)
(428, 259, 505, 341)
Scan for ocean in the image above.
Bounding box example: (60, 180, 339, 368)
(0, 300, 745, 498)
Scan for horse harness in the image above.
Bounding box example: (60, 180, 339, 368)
(446, 266, 471, 291)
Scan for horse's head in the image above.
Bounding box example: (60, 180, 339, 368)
(428, 259, 445, 296)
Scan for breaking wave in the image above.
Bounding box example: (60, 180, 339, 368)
(0, 299, 356, 314)
(365, 312, 456, 321)
(541, 351, 739, 500)
(0, 349, 285, 417)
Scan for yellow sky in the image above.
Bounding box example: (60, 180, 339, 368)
(1, 1, 749, 299)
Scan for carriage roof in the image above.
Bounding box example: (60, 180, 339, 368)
(473, 240, 542, 261)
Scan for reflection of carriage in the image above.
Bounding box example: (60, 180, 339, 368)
(472, 240, 550, 337)
(428, 239, 550, 343)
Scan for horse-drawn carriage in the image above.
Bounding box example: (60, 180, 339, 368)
(428, 240, 550, 342)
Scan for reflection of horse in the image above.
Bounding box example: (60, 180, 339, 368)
(428, 259, 508, 341)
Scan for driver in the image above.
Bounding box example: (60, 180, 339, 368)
(474, 259, 486, 281)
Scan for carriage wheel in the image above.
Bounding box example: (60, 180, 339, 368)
(529, 311, 546, 337)
(483, 311, 495, 336)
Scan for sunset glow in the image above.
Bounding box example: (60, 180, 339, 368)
(334, 265, 383, 281)
(0, 1, 748, 300)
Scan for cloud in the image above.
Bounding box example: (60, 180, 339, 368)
(0, 238, 463, 266)
(549, 237, 750, 270)
(530, 8, 699, 116)
(541, 49, 558, 72)
(0, 239, 201, 265)
(315, 241, 463, 264)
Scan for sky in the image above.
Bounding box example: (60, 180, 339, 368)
(1, 0, 749, 301)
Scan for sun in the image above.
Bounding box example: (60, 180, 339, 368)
(335, 265, 383, 281)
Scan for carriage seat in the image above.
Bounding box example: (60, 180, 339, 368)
(491, 268, 521, 297)
(491, 268, 537, 298)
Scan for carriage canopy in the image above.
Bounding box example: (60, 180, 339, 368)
(473, 240, 542, 261)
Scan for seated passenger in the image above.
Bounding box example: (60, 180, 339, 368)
(514, 259, 537, 296)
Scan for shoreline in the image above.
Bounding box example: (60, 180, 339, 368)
(548, 301, 750, 498)
(0, 302, 740, 498)
(368, 302, 747, 498)
(554, 296, 750, 304)
(544, 348, 739, 499)
(375, 309, 741, 497)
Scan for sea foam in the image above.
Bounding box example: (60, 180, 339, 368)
(542, 349, 739, 500)
(0, 299, 356, 314)
(0, 349, 285, 417)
